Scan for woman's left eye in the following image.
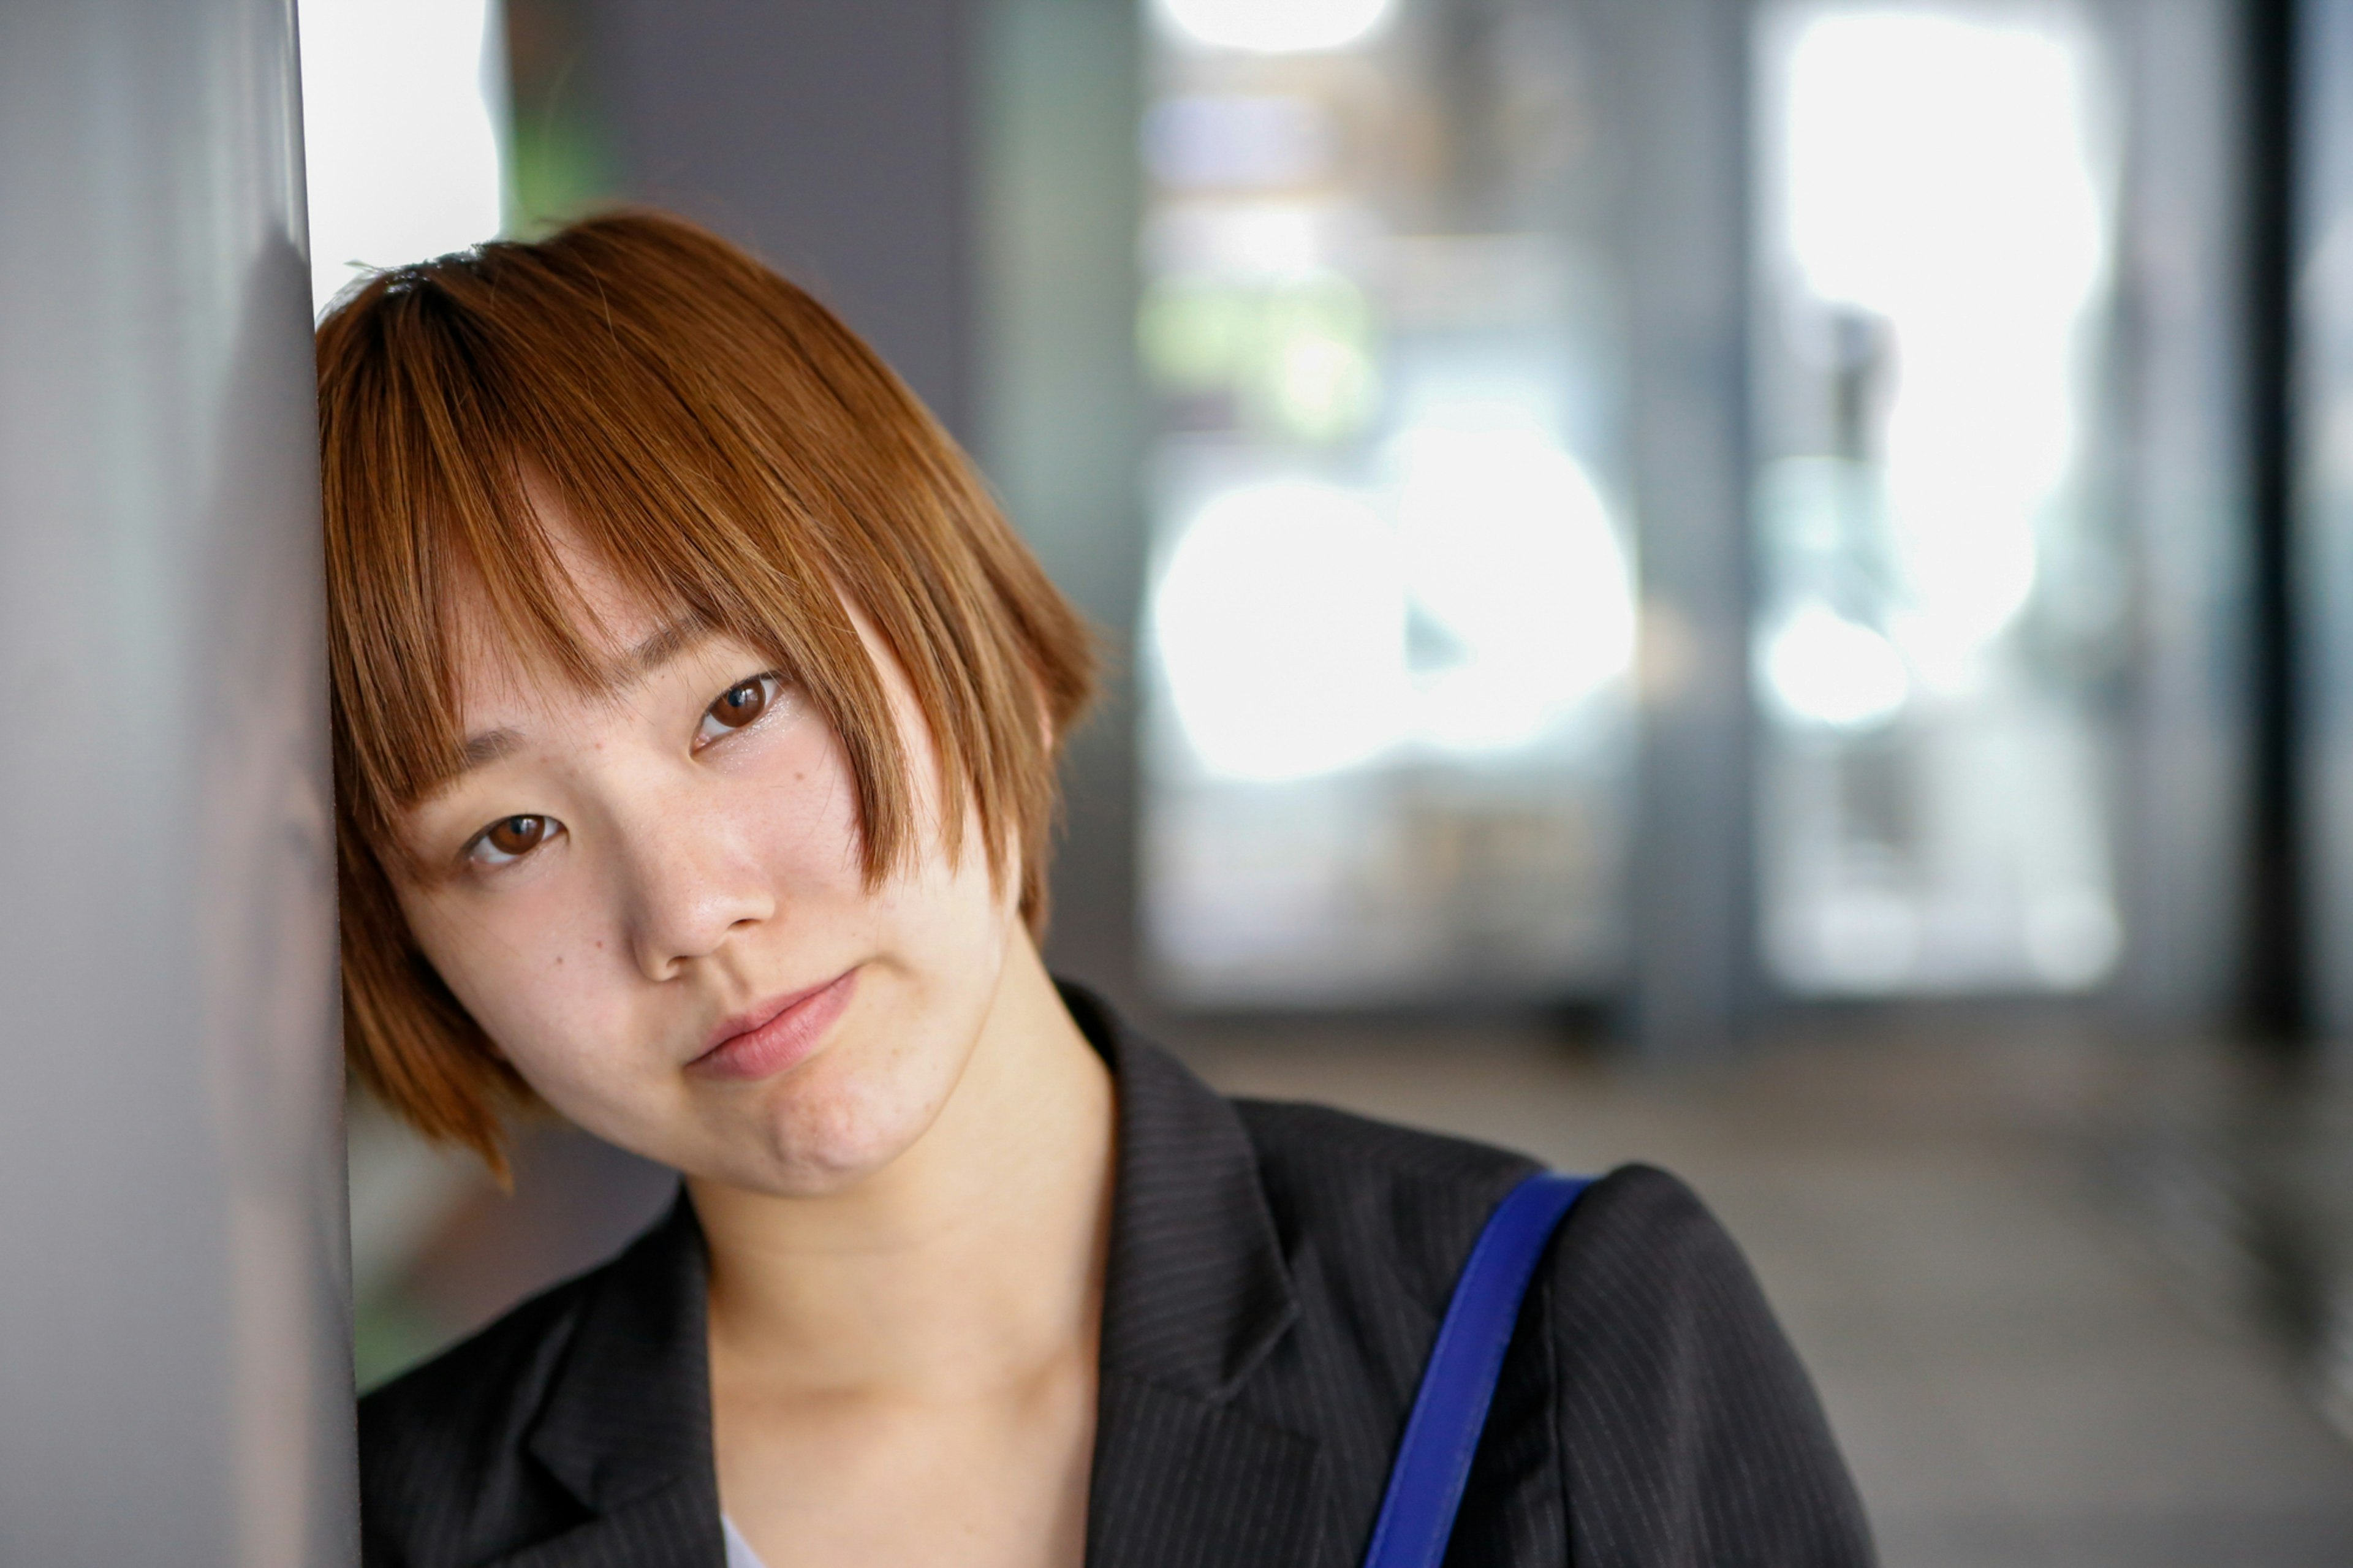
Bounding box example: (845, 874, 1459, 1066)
(697, 673, 781, 744)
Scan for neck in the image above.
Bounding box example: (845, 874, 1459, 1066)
(690, 940, 1116, 1396)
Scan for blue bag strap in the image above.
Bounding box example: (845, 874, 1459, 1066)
(1360, 1171, 1593, 1568)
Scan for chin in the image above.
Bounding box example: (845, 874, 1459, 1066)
(730, 1042, 963, 1197)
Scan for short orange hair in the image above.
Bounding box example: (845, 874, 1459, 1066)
(317, 211, 1096, 1168)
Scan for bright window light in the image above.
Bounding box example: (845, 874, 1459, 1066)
(1153, 482, 1409, 781)
(1784, 13, 2104, 322)
(2023, 885, 2120, 987)
(1153, 0, 1396, 56)
(1392, 425, 1634, 751)
(300, 0, 508, 312)
(1759, 602, 1909, 731)
(1776, 8, 2108, 667)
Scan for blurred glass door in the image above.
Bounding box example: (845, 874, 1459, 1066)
(1750, 0, 2129, 996)
(1135, 0, 1636, 1006)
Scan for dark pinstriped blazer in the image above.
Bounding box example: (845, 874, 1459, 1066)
(359, 987, 1874, 1566)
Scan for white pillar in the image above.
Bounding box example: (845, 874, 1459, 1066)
(0, 1, 353, 1562)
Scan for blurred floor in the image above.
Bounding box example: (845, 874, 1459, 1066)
(1175, 1016, 2353, 1568)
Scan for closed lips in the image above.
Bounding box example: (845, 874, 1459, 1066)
(690, 969, 857, 1081)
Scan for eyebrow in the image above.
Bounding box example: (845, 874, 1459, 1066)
(447, 616, 713, 782)
(609, 615, 710, 686)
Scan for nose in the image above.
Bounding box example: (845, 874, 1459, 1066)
(612, 792, 777, 983)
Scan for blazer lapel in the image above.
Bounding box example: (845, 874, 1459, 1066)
(1067, 987, 1328, 1568)
(493, 1195, 726, 1568)
(1088, 1375, 1324, 1568)
(480, 990, 1327, 1568)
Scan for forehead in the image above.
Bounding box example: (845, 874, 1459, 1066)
(435, 480, 710, 730)
(436, 522, 713, 728)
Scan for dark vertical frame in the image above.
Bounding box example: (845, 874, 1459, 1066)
(2246, 0, 2307, 1046)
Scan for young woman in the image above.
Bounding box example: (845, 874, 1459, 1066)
(330, 213, 1872, 1568)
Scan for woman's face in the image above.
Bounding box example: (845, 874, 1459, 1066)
(392, 547, 1020, 1197)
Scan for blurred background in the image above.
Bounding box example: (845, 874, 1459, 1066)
(309, 0, 2353, 1559)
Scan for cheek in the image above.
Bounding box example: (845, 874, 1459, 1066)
(741, 730, 868, 895)
(400, 885, 629, 1091)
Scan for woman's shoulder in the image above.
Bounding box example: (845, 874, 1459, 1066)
(1223, 1091, 1811, 1412)
(1228, 1097, 1870, 1560)
(356, 1263, 605, 1565)
(1228, 1091, 1713, 1311)
(358, 1258, 599, 1465)
(1230, 1095, 1537, 1303)
(356, 1195, 711, 1566)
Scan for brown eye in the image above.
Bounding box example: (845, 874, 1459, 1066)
(699, 675, 775, 741)
(481, 815, 549, 859)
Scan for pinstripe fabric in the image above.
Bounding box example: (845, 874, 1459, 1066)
(357, 1194, 724, 1568)
(358, 985, 1872, 1566)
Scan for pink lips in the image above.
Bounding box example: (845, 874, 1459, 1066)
(689, 968, 858, 1081)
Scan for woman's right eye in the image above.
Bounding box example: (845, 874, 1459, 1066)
(468, 814, 557, 866)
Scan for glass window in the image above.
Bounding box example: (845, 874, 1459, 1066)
(1135, 0, 1637, 1006)
(1751, 1, 2129, 995)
